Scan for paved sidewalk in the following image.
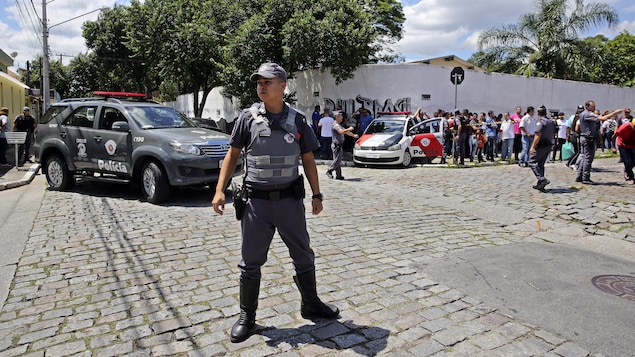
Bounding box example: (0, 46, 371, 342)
(0, 163, 40, 191)
(0, 156, 633, 356)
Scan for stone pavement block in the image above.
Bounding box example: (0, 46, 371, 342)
(310, 322, 350, 340)
(18, 326, 58, 344)
(471, 331, 510, 350)
(94, 342, 135, 357)
(421, 317, 456, 332)
(432, 325, 468, 347)
(44, 340, 86, 356)
(496, 321, 531, 340)
(408, 338, 445, 356)
(151, 316, 192, 335)
(552, 341, 590, 357)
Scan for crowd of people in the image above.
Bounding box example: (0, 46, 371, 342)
(309, 102, 635, 187)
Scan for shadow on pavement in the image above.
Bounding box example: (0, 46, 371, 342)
(261, 320, 389, 355)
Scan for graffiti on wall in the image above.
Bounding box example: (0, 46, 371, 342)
(323, 95, 411, 118)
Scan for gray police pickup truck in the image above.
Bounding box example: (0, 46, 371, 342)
(34, 91, 243, 203)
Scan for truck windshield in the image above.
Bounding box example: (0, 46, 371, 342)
(126, 106, 196, 129)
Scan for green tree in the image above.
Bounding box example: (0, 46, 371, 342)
(600, 31, 635, 86)
(26, 57, 70, 100)
(222, 0, 404, 108)
(478, 0, 618, 79)
(82, 4, 153, 94)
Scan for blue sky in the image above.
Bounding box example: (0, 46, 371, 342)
(2, 0, 634, 71)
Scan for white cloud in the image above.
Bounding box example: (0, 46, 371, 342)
(396, 0, 633, 61)
(2, 0, 121, 69)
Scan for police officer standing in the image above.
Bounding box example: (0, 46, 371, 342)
(212, 63, 339, 343)
(13, 106, 37, 165)
(576, 100, 622, 184)
(529, 106, 555, 191)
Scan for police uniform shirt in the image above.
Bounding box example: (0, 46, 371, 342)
(331, 122, 345, 145)
(535, 117, 555, 147)
(578, 110, 598, 137)
(230, 103, 320, 189)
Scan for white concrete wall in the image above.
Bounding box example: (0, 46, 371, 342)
(168, 63, 635, 124)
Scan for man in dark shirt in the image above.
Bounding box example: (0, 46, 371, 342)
(576, 101, 622, 184)
(12, 107, 37, 165)
(529, 107, 555, 191)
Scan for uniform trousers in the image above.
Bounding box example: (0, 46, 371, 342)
(239, 197, 315, 280)
(328, 142, 343, 178)
(576, 136, 596, 181)
(529, 145, 551, 183)
(618, 145, 635, 181)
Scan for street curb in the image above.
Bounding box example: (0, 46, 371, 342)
(0, 164, 40, 191)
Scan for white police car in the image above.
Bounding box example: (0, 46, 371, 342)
(353, 112, 445, 167)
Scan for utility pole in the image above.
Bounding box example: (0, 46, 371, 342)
(41, 3, 108, 110)
(42, 0, 50, 110)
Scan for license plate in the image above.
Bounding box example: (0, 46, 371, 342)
(366, 153, 380, 159)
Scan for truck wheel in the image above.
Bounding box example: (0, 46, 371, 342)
(46, 154, 75, 190)
(141, 161, 170, 203)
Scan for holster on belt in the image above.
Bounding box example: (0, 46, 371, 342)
(231, 182, 247, 220)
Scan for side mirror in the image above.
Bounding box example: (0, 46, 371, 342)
(111, 121, 130, 132)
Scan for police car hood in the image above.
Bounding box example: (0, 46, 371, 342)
(357, 133, 403, 148)
(151, 127, 231, 144)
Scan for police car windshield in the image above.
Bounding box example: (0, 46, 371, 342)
(125, 106, 195, 129)
(366, 119, 405, 135)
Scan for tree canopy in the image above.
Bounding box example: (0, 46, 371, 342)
(477, 0, 619, 80)
(69, 0, 405, 116)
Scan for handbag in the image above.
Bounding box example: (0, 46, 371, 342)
(561, 141, 574, 161)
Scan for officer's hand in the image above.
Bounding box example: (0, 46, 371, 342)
(311, 198, 323, 215)
(212, 192, 225, 215)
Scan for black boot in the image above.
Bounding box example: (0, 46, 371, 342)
(230, 278, 259, 343)
(293, 270, 339, 320)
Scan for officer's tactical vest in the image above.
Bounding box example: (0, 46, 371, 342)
(245, 104, 300, 186)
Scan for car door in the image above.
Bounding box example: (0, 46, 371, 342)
(89, 106, 132, 176)
(409, 118, 445, 159)
(60, 105, 98, 171)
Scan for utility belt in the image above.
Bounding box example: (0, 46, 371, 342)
(247, 175, 305, 201)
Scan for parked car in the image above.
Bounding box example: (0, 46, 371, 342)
(353, 112, 445, 167)
(34, 91, 243, 203)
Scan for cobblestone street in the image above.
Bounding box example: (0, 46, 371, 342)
(0, 158, 633, 356)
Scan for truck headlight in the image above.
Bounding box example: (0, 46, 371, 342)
(169, 143, 201, 155)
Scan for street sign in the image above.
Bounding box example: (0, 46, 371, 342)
(6, 132, 27, 144)
(450, 66, 465, 85)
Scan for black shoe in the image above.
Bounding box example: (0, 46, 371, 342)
(294, 270, 339, 320)
(582, 179, 595, 185)
(335, 176, 345, 180)
(230, 278, 260, 343)
(575, 178, 582, 182)
(533, 179, 550, 191)
(326, 171, 333, 179)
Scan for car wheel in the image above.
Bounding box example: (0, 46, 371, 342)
(401, 150, 412, 168)
(45, 154, 75, 190)
(141, 161, 170, 203)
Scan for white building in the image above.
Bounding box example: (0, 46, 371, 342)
(167, 61, 635, 128)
